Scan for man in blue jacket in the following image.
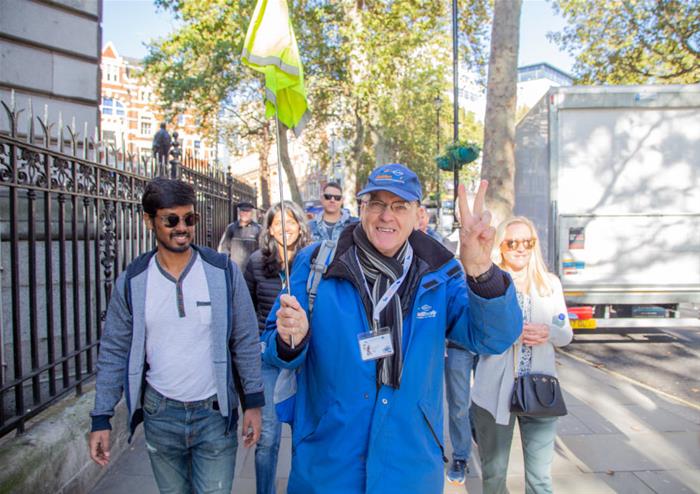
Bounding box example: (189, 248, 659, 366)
(89, 178, 264, 494)
(264, 164, 522, 493)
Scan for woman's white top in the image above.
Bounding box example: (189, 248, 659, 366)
(471, 273, 573, 425)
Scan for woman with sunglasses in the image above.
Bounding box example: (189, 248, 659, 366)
(471, 216, 572, 494)
(243, 201, 311, 494)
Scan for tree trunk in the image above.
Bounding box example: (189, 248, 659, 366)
(351, 105, 365, 196)
(276, 121, 303, 205)
(480, 0, 522, 226)
(258, 122, 272, 209)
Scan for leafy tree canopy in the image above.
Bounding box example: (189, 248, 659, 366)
(142, 0, 491, 199)
(550, 0, 700, 84)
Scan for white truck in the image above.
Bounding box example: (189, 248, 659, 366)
(515, 84, 700, 321)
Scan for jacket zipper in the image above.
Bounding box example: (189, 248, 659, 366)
(421, 410, 448, 463)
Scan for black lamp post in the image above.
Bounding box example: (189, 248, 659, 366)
(452, 0, 460, 226)
(433, 94, 442, 215)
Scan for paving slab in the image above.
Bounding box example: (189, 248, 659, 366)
(556, 430, 697, 473)
(633, 469, 700, 494)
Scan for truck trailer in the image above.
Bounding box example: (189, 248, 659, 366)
(514, 84, 700, 320)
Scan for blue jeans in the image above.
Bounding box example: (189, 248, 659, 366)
(472, 403, 558, 494)
(256, 361, 282, 494)
(142, 384, 237, 494)
(445, 346, 475, 462)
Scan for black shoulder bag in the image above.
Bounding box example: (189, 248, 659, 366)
(510, 344, 567, 417)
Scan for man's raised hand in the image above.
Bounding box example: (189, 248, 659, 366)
(458, 180, 495, 277)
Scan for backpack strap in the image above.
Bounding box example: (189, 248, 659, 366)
(306, 240, 338, 314)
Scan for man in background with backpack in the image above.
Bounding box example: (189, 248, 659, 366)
(263, 164, 522, 493)
(308, 181, 358, 241)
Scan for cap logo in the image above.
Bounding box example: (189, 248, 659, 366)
(375, 168, 405, 183)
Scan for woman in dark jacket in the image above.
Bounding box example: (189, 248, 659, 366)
(244, 201, 311, 494)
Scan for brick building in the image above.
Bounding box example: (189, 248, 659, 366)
(100, 41, 216, 167)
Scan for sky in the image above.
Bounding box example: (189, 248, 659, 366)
(102, 0, 575, 74)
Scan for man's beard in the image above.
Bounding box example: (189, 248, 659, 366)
(159, 231, 191, 253)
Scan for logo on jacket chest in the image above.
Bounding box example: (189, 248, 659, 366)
(416, 304, 437, 319)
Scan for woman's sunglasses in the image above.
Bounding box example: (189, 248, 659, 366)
(155, 212, 200, 228)
(502, 238, 536, 251)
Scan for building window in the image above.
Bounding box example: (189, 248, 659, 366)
(102, 130, 116, 145)
(178, 114, 185, 125)
(141, 120, 152, 135)
(103, 64, 119, 82)
(101, 97, 125, 116)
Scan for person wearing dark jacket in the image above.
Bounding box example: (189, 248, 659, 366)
(152, 122, 171, 169)
(219, 201, 262, 269)
(244, 200, 311, 494)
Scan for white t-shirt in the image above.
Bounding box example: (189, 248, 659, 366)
(144, 251, 217, 401)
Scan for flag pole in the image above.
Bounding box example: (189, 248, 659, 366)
(273, 114, 295, 348)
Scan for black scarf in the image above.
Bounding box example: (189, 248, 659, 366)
(353, 226, 411, 389)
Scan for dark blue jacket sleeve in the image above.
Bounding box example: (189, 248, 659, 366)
(445, 261, 522, 354)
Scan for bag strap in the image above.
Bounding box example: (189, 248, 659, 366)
(306, 240, 338, 315)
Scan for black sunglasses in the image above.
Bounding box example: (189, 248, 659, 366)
(155, 212, 200, 228)
(323, 193, 342, 201)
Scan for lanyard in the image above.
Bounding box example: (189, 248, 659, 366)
(356, 243, 414, 331)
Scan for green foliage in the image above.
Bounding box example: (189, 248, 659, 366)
(457, 0, 493, 85)
(550, 0, 700, 84)
(142, 0, 492, 197)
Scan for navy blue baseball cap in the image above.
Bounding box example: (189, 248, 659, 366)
(356, 164, 422, 202)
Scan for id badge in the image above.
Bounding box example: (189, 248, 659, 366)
(358, 327, 394, 361)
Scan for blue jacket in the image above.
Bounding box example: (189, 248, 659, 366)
(308, 209, 358, 241)
(90, 245, 264, 437)
(264, 229, 521, 493)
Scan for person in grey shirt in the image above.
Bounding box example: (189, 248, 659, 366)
(89, 178, 264, 494)
(219, 201, 262, 269)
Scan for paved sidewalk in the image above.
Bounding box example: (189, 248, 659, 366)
(90, 353, 700, 493)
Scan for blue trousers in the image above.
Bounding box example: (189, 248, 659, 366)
(472, 403, 557, 494)
(444, 346, 475, 462)
(142, 384, 237, 494)
(256, 361, 282, 494)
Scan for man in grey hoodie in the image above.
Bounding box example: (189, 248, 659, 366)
(89, 177, 264, 494)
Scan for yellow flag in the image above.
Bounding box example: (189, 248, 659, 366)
(242, 0, 310, 136)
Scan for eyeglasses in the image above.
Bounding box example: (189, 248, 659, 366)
(502, 238, 536, 251)
(323, 193, 342, 201)
(155, 212, 199, 228)
(363, 199, 413, 215)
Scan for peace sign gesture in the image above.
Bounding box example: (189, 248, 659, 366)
(457, 180, 495, 277)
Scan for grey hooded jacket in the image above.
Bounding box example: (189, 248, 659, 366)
(90, 245, 264, 436)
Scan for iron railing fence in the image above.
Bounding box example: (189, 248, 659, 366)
(0, 98, 255, 437)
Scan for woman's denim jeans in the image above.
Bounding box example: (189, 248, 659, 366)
(256, 361, 282, 494)
(142, 384, 237, 494)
